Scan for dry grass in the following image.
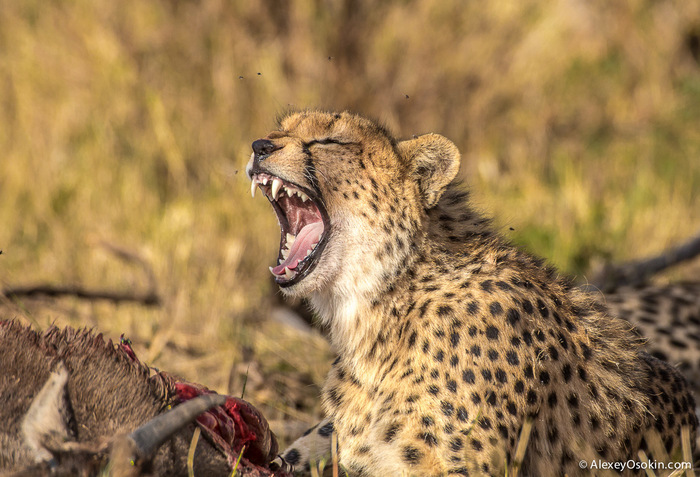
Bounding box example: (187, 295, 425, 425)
(1, 0, 700, 448)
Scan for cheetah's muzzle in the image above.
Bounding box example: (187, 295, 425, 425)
(250, 173, 329, 287)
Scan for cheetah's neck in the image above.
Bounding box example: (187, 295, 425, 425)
(309, 183, 495, 368)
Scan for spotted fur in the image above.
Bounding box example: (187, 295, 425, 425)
(251, 111, 697, 476)
(605, 282, 700, 399)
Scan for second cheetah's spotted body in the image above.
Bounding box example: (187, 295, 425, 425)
(247, 111, 697, 476)
(606, 282, 700, 397)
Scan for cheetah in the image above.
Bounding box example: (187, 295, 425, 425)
(246, 110, 697, 476)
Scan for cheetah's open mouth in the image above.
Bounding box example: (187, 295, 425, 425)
(250, 173, 329, 287)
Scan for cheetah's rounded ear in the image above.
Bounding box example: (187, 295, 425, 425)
(398, 134, 460, 209)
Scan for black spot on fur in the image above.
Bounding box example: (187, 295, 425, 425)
(506, 351, 519, 366)
(463, 369, 476, 384)
(496, 281, 512, 291)
(578, 366, 588, 382)
(384, 424, 400, 442)
(457, 406, 469, 422)
(562, 363, 572, 382)
(479, 417, 492, 430)
(514, 380, 525, 394)
(441, 401, 454, 416)
(327, 387, 342, 407)
(581, 343, 592, 360)
(420, 432, 438, 447)
(495, 368, 507, 383)
(449, 467, 470, 476)
(507, 308, 521, 326)
(485, 326, 499, 340)
(450, 437, 464, 452)
(547, 345, 559, 361)
(526, 389, 538, 405)
(489, 302, 503, 316)
(402, 446, 422, 465)
(419, 300, 432, 317)
(438, 305, 453, 316)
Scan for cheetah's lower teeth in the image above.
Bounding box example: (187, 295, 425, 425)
(269, 266, 297, 280)
(278, 241, 315, 265)
(271, 222, 324, 278)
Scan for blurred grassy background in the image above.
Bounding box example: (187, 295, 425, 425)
(1, 0, 699, 444)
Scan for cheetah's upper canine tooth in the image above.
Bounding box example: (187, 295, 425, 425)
(271, 179, 283, 200)
(299, 192, 309, 202)
(250, 178, 257, 198)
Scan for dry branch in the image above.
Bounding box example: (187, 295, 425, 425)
(584, 230, 700, 292)
(1, 285, 161, 306)
(0, 240, 161, 307)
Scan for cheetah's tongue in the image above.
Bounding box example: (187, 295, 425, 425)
(272, 221, 324, 275)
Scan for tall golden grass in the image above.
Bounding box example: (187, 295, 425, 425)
(1, 0, 699, 445)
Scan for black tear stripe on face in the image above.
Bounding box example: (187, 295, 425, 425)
(302, 149, 322, 197)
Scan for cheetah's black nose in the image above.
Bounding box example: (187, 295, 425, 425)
(252, 139, 277, 158)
